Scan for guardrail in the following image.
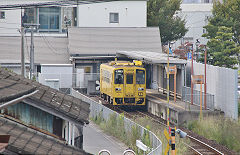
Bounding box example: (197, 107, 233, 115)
(71, 89, 162, 155)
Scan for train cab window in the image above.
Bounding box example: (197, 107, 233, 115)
(136, 69, 145, 84)
(115, 69, 124, 84)
(126, 74, 133, 84)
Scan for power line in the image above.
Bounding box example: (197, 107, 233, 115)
(39, 33, 67, 55)
(0, 0, 118, 10)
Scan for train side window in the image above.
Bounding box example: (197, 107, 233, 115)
(115, 69, 124, 84)
(126, 74, 133, 84)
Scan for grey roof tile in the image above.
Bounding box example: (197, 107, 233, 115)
(0, 116, 89, 155)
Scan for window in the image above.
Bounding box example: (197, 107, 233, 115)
(114, 69, 124, 84)
(126, 74, 133, 84)
(136, 69, 145, 84)
(109, 13, 119, 23)
(39, 7, 60, 31)
(0, 11, 5, 19)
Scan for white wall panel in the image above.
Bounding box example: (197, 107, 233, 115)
(190, 62, 238, 119)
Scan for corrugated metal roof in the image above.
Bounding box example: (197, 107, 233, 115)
(68, 27, 162, 55)
(117, 51, 187, 64)
(0, 116, 89, 155)
(0, 36, 69, 64)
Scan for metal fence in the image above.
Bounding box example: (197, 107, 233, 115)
(38, 73, 100, 90)
(182, 86, 214, 111)
(71, 89, 162, 155)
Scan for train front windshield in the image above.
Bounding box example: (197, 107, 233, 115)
(115, 69, 124, 84)
(136, 69, 145, 84)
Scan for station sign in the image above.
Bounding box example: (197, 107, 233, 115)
(191, 75, 204, 84)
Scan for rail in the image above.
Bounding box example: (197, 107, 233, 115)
(105, 103, 224, 155)
(71, 89, 162, 155)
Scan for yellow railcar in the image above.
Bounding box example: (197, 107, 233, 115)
(100, 60, 146, 108)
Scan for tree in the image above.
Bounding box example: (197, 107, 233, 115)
(147, 0, 188, 44)
(202, 0, 240, 68)
(203, 0, 240, 44)
(202, 26, 239, 68)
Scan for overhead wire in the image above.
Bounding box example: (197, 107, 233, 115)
(39, 32, 67, 55)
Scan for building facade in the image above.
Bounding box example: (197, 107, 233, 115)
(77, 1, 147, 27)
(172, 3, 213, 50)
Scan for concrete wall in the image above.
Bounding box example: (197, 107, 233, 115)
(189, 61, 238, 119)
(77, 1, 147, 27)
(38, 64, 73, 89)
(0, 9, 21, 36)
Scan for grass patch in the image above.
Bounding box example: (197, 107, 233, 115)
(92, 112, 189, 154)
(135, 117, 188, 155)
(186, 116, 240, 153)
(91, 112, 151, 154)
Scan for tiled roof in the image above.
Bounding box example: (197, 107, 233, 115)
(0, 116, 90, 155)
(0, 68, 90, 125)
(0, 69, 36, 104)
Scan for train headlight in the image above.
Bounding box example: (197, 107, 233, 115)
(115, 88, 121, 91)
(138, 88, 144, 91)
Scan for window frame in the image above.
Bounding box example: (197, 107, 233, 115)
(126, 74, 133, 84)
(114, 69, 124, 84)
(0, 11, 5, 19)
(136, 69, 145, 84)
(109, 12, 119, 23)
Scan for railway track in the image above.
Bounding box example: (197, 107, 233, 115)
(91, 95, 226, 155)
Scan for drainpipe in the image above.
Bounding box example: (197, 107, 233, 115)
(68, 122, 71, 145)
(72, 125, 75, 146)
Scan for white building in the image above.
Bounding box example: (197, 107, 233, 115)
(172, 3, 213, 50)
(0, 0, 147, 36)
(77, 1, 146, 27)
(0, 9, 21, 36)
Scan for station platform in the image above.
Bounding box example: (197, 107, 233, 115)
(146, 89, 221, 125)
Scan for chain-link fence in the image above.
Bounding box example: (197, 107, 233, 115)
(71, 89, 162, 155)
(182, 86, 214, 111)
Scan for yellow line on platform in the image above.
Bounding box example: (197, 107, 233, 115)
(147, 94, 185, 110)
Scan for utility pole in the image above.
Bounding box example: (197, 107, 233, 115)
(24, 23, 39, 80)
(21, 26, 25, 77)
(204, 45, 207, 110)
(30, 26, 34, 80)
(20, 8, 25, 77)
(191, 43, 194, 105)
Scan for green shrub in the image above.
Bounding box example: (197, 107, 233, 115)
(187, 116, 240, 153)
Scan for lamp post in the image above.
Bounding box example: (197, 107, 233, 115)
(195, 39, 200, 62)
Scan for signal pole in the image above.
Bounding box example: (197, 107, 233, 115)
(167, 43, 170, 155)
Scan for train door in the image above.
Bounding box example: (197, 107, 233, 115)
(124, 69, 135, 104)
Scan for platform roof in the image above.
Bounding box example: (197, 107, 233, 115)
(117, 51, 187, 65)
(68, 27, 162, 56)
(0, 116, 89, 155)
